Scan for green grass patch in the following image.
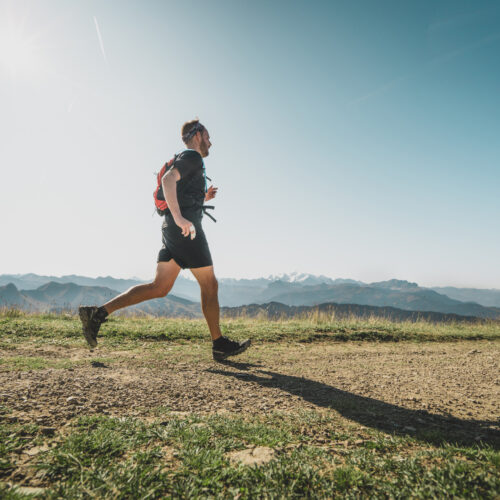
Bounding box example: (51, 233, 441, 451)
(1, 312, 499, 347)
(0, 412, 496, 498)
(0, 356, 75, 372)
(0, 421, 41, 477)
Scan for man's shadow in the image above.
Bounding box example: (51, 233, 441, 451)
(207, 360, 499, 449)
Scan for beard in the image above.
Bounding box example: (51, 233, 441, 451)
(200, 140, 210, 157)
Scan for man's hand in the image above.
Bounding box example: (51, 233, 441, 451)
(205, 185, 218, 202)
(174, 215, 196, 239)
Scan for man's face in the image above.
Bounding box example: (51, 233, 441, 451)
(198, 129, 212, 158)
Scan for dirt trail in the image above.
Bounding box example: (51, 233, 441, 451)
(1, 341, 499, 445)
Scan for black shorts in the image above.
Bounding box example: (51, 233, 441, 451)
(157, 213, 213, 269)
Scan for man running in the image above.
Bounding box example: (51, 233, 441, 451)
(79, 119, 251, 361)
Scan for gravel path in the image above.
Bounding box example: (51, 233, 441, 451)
(1, 341, 499, 446)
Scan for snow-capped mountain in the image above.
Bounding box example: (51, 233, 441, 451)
(264, 272, 361, 286)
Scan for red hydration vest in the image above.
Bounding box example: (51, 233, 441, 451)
(153, 154, 178, 216)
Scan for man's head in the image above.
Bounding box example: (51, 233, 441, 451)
(181, 119, 212, 158)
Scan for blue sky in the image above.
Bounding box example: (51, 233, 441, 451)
(1, 0, 499, 287)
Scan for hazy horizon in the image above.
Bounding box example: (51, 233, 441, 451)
(1, 270, 498, 291)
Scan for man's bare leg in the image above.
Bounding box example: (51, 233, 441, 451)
(79, 260, 181, 347)
(190, 265, 222, 340)
(190, 265, 251, 360)
(103, 260, 182, 314)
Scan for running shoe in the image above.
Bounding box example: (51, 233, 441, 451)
(212, 336, 251, 361)
(79, 306, 107, 348)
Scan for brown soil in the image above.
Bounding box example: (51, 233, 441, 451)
(1, 341, 499, 447)
(227, 446, 275, 466)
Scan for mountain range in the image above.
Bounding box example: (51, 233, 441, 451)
(0, 281, 201, 318)
(1, 273, 499, 320)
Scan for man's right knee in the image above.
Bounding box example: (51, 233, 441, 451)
(149, 281, 173, 298)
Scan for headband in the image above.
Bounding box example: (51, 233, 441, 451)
(182, 122, 204, 143)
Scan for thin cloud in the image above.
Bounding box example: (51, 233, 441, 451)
(427, 32, 500, 67)
(428, 6, 499, 33)
(93, 16, 108, 65)
(348, 75, 409, 105)
(349, 32, 500, 106)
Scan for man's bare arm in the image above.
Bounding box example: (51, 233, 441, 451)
(162, 168, 195, 238)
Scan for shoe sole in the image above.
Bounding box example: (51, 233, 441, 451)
(213, 339, 251, 361)
(79, 307, 98, 348)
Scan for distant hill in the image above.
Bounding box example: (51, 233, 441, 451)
(0, 273, 201, 303)
(216, 274, 364, 306)
(125, 294, 202, 318)
(431, 286, 500, 308)
(255, 281, 500, 319)
(0, 273, 144, 293)
(220, 301, 485, 323)
(0, 282, 201, 318)
(22, 281, 118, 308)
(0, 283, 42, 310)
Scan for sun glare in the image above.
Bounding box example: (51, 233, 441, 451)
(0, 20, 42, 77)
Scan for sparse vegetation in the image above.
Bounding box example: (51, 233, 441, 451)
(0, 311, 499, 498)
(1, 412, 498, 498)
(1, 309, 499, 347)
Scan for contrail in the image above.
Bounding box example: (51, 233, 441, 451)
(93, 16, 108, 65)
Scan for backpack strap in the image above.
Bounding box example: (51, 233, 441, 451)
(202, 205, 217, 223)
